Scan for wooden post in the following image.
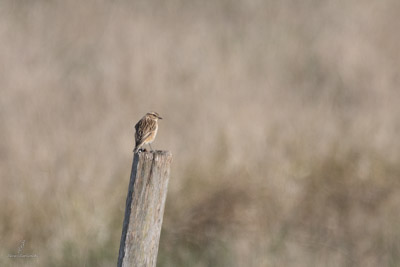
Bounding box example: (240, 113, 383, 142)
(118, 151, 172, 267)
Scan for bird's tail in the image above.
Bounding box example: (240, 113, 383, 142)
(133, 142, 143, 153)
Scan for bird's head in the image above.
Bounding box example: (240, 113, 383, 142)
(146, 111, 162, 120)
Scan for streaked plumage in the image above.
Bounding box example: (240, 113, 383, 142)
(133, 112, 162, 153)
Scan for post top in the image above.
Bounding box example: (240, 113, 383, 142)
(135, 150, 172, 163)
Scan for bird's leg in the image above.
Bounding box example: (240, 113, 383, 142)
(149, 144, 153, 152)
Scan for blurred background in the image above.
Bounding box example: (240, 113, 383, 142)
(1, 0, 400, 266)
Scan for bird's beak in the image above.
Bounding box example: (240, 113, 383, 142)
(158, 116, 163, 120)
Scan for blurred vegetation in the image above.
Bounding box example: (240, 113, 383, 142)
(0, 0, 399, 266)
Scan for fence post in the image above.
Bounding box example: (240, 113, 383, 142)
(118, 151, 172, 267)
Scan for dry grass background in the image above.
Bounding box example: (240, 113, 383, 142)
(1, 0, 400, 266)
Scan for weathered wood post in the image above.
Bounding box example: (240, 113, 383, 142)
(118, 151, 172, 267)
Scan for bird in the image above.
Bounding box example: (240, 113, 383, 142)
(133, 111, 163, 153)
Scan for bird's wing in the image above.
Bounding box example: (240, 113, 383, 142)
(134, 119, 142, 133)
(135, 119, 145, 143)
(135, 117, 157, 144)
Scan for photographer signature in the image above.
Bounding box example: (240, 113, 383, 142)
(8, 240, 38, 258)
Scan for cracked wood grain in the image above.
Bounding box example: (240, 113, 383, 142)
(118, 151, 172, 267)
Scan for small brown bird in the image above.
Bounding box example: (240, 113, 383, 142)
(133, 111, 163, 153)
